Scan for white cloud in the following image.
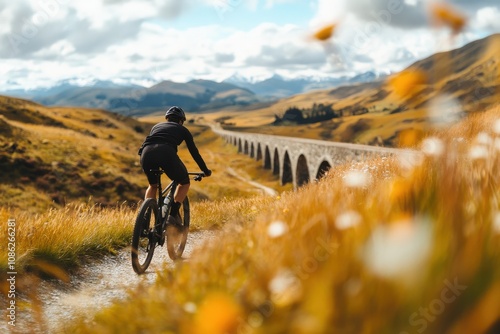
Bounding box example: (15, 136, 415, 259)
(474, 7, 500, 31)
(309, 0, 346, 28)
(0, 0, 499, 91)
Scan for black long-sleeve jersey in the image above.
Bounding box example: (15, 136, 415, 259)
(139, 121, 208, 172)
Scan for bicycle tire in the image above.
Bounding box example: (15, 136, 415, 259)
(166, 196, 190, 260)
(131, 198, 158, 274)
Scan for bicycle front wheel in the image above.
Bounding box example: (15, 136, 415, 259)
(131, 198, 158, 274)
(166, 196, 190, 260)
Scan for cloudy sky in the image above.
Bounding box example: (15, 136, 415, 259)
(0, 0, 499, 90)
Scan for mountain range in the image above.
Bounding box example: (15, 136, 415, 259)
(1, 72, 385, 116)
(223, 72, 383, 97)
(3, 33, 497, 124)
(205, 33, 500, 146)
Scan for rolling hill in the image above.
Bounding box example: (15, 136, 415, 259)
(3, 73, 388, 117)
(5, 80, 261, 117)
(3, 79, 248, 116)
(0, 95, 290, 212)
(0, 95, 148, 211)
(206, 33, 500, 147)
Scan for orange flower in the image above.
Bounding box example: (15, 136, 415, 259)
(388, 69, 428, 99)
(313, 24, 337, 41)
(398, 128, 425, 148)
(388, 177, 411, 204)
(193, 292, 242, 334)
(430, 2, 467, 34)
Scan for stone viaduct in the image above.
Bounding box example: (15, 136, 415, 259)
(212, 127, 403, 189)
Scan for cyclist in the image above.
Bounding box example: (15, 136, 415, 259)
(138, 106, 212, 225)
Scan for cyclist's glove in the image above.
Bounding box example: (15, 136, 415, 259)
(203, 169, 212, 177)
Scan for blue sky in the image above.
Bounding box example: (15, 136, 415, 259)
(0, 0, 499, 91)
(169, 2, 314, 30)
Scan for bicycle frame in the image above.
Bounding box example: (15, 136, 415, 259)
(154, 171, 204, 237)
(131, 169, 205, 272)
(154, 173, 176, 237)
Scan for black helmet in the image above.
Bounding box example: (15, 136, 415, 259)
(165, 106, 186, 122)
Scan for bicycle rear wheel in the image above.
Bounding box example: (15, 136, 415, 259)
(131, 198, 158, 274)
(166, 197, 190, 260)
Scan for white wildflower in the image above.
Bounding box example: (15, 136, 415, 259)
(183, 302, 197, 313)
(493, 119, 500, 135)
(495, 138, 500, 152)
(344, 170, 371, 188)
(493, 212, 500, 234)
(421, 137, 444, 157)
(427, 94, 463, 128)
(476, 132, 492, 146)
(335, 211, 362, 230)
(267, 220, 288, 238)
(468, 145, 489, 160)
(362, 217, 432, 280)
(268, 269, 302, 306)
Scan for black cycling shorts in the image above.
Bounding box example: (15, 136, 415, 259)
(140, 143, 190, 185)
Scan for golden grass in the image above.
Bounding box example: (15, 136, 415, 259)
(190, 195, 278, 230)
(0, 203, 136, 275)
(0, 117, 287, 280)
(60, 108, 500, 333)
(2, 98, 499, 332)
(0, 99, 287, 212)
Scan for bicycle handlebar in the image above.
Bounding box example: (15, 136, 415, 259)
(149, 169, 206, 181)
(189, 172, 205, 182)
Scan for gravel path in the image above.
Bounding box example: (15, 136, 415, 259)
(226, 167, 278, 196)
(4, 230, 217, 334)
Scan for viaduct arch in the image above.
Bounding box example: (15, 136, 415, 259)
(213, 127, 403, 189)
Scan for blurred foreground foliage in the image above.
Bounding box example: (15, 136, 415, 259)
(60, 108, 500, 333)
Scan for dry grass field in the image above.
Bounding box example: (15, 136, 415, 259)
(50, 105, 500, 334)
(2, 103, 498, 333)
(0, 96, 290, 277)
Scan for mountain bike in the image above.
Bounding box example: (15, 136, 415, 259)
(131, 170, 205, 274)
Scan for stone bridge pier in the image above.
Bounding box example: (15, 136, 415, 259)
(212, 127, 402, 189)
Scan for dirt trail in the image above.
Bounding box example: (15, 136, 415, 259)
(226, 167, 278, 196)
(5, 230, 217, 334)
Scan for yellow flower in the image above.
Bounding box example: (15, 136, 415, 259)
(398, 128, 424, 148)
(430, 2, 467, 34)
(193, 292, 242, 334)
(388, 69, 428, 99)
(313, 24, 337, 41)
